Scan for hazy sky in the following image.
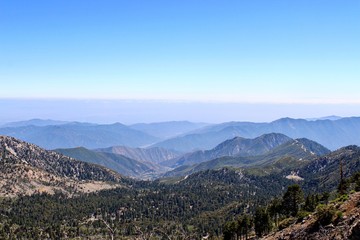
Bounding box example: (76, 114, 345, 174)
(0, 1, 359, 123)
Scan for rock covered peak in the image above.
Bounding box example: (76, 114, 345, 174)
(0, 135, 123, 197)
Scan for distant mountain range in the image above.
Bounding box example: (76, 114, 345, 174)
(153, 117, 360, 151)
(1, 119, 70, 127)
(161, 133, 292, 168)
(0, 122, 160, 149)
(0, 120, 208, 150)
(164, 137, 330, 178)
(1, 117, 360, 153)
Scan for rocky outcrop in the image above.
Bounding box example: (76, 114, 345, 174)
(0, 135, 123, 197)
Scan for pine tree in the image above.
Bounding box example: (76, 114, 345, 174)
(282, 184, 304, 217)
(223, 220, 237, 240)
(337, 157, 348, 195)
(303, 194, 319, 212)
(254, 207, 271, 237)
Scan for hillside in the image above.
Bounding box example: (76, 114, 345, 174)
(0, 167, 296, 239)
(153, 117, 360, 152)
(96, 145, 181, 164)
(56, 147, 169, 179)
(162, 133, 292, 168)
(0, 136, 123, 197)
(0, 122, 160, 149)
(264, 192, 360, 240)
(298, 145, 360, 192)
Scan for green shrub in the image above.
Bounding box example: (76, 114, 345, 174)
(296, 211, 311, 222)
(340, 194, 349, 201)
(278, 217, 296, 230)
(316, 204, 336, 225)
(330, 194, 349, 204)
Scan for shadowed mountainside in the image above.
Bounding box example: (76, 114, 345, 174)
(96, 145, 181, 164)
(56, 147, 169, 179)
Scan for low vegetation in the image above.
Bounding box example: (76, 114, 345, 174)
(222, 170, 360, 239)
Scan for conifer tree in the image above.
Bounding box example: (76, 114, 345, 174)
(282, 184, 304, 217)
(254, 207, 271, 237)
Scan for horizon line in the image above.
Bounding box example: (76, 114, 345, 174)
(3, 115, 360, 126)
(1, 97, 360, 105)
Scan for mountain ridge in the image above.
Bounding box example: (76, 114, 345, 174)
(153, 117, 360, 152)
(161, 133, 292, 168)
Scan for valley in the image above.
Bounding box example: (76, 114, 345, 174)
(0, 117, 360, 239)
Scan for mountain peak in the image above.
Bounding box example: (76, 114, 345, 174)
(272, 117, 307, 123)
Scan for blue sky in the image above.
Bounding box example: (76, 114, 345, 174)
(0, 1, 359, 122)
